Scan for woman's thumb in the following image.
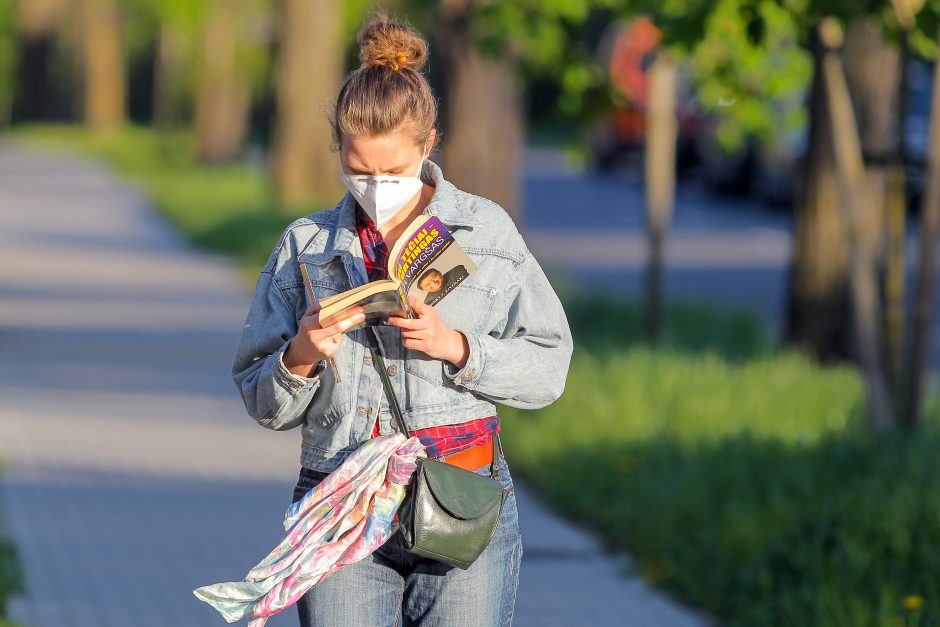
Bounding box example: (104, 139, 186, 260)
(408, 294, 427, 315)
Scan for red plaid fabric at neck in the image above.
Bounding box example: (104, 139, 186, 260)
(356, 208, 390, 282)
(354, 206, 500, 458)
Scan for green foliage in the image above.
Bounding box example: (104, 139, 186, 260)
(685, 0, 812, 151)
(501, 297, 940, 625)
(471, 1, 616, 123)
(0, 534, 23, 619)
(12, 125, 322, 276)
(120, 0, 274, 107)
(564, 293, 770, 359)
(461, 0, 940, 153)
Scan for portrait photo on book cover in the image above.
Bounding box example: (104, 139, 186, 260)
(412, 245, 471, 306)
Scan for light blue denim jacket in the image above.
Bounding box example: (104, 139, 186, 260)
(232, 161, 573, 472)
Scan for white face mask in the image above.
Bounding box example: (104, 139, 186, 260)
(340, 155, 426, 228)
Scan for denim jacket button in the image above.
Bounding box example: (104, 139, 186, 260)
(387, 365, 399, 377)
(467, 369, 477, 378)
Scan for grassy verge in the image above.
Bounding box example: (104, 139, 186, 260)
(502, 296, 938, 627)
(11, 125, 939, 626)
(0, 470, 23, 622)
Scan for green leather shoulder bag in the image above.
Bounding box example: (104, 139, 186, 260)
(370, 344, 507, 570)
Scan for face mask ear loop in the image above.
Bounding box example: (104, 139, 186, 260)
(416, 142, 433, 176)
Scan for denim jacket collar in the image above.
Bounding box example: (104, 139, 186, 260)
(420, 160, 485, 229)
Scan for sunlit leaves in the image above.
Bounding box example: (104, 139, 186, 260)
(686, 0, 812, 150)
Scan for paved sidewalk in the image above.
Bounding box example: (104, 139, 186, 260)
(0, 143, 709, 626)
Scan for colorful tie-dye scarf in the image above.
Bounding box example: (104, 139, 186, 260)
(193, 433, 426, 626)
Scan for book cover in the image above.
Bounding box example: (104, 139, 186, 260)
(310, 214, 475, 331)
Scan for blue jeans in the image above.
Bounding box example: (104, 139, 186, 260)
(290, 452, 522, 626)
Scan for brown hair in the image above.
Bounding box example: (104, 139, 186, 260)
(331, 14, 438, 149)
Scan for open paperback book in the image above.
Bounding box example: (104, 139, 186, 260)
(310, 214, 476, 330)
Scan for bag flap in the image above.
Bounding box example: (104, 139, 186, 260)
(420, 460, 504, 520)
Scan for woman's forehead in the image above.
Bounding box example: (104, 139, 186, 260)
(340, 130, 423, 170)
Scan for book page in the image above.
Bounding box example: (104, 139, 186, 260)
(319, 290, 407, 332)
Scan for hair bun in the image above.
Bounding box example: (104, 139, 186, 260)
(358, 15, 428, 73)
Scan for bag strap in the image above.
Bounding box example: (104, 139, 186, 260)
(369, 331, 501, 479)
(369, 332, 411, 436)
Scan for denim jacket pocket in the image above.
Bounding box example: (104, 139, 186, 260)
(435, 283, 498, 335)
(294, 255, 351, 303)
(406, 282, 497, 387)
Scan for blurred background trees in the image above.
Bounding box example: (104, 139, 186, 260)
(0, 0, 939, 432)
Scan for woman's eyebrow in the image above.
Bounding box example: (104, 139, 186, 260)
(346, 162, 411, 175)
(377, 163, 409, 174)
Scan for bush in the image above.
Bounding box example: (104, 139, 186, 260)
(502, 298, 940, 626)
(0, 526, 23, 619)
(562, 293, 771, 361)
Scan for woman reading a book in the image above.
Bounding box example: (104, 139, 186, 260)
(231, 13, 572, 626)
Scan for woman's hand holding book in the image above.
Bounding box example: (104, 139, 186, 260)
(388, 295, 469, 369)
(283, 303, 366, 378)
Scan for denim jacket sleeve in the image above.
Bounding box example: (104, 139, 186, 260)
(443, 249, 572, 409)
(231, 267, 322, 431)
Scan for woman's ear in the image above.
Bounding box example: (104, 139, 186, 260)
(424, 128, 438, 157)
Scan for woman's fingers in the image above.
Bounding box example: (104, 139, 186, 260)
(302, 302, 322, 318)
(388, 316, 425, 330)
(322, 311, 365, 337)
(407, 294, 428, 316)
(314, 305, 365, 329)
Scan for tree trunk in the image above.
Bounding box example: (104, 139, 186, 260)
(270, 0, 343, 208)
(903, 33, 940, 430)
(643, 55, 677, 342)
(79, 0, 125, 131)
(787, 20, 901, 367)
(438, 0, 524, 226)
(11, 0, 60, 121)
(819, 18, 893, 434)
(194, 0, 250, 164)
(844, 18, 903, 388)
(786, 47, 852, 362)
(152, 23, 188, 129)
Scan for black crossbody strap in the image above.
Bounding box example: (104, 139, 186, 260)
(369, 334, 411, 435)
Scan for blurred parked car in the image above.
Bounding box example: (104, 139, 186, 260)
(586, 17, 705, 174)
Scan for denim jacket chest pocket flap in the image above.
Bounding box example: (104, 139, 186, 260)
(297, 236, 357, 299)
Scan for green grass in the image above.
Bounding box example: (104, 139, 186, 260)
(502, 295, 940, 626)
(562, 293, 771, 361)
(0, 535, 22, 621)
(9, 124, 324, 278)
(0, 455, 22, 621)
